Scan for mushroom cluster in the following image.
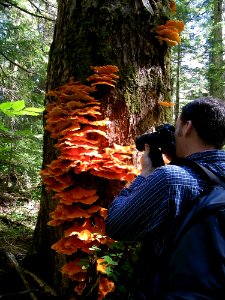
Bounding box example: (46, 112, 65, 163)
(156, 20, 184, 47)
(87, 65, 119, 88)
(170, 0, 176, 14)
(41, 66, 137, 298)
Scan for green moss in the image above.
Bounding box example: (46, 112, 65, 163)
(124, 88, 141, 114)
(120, 65, 135, 82)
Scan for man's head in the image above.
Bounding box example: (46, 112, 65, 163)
(175, 97, 225, 157)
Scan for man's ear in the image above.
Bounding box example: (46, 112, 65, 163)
(183, 120, 193, 136)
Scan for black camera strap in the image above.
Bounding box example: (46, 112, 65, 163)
(171, 157, 225, 186)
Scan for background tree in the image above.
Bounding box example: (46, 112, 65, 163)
(30, 0, 176, 298)
(0, 0, 56, 200)
(0, 2, 57, 298)
(208, 0, 224, 99)
(172, 0, 225, 119)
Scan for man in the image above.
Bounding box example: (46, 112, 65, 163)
(106, 97, 225, 299)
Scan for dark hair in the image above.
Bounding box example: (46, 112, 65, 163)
(180, 97, 225, 149)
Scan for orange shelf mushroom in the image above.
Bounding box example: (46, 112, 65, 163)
(156, 20, 184, 47)
(61, 258, 87, 278)
(61, 257, 88, 295)
(51, 235, 99, 255)
(158, 101, 175, 107)
(41, 66, 137, 298)
(87, 65, 119, 88)
(170, 0, 176, 14)
(53, 187, 99, 205)
(98, 277, 115, 300)
(97, 258, 108, 274)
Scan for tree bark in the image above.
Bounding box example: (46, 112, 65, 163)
(28, 0, 173, 298)
(208, 0, 224, 99)
(175, 43, 181, 120)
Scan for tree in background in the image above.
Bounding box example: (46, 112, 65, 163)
(172, 0, 225, 120)
(208, 0, 224, 99)
(29, 0, 179, 298)
(0, 0, 56, 195)
(171, 0, 192, 119)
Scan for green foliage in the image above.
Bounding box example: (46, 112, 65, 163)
(207, 0, 224, 99)
(101, 241, 141, 299)
(0, 100, 44, 117)
(171, 0, 224, 114)
(0, 0, 57, 196)
(0, 122, 44, 187)
(0, 5, 55, 288)
(0, 212, 35, 261)
(77, 257, 91, 270)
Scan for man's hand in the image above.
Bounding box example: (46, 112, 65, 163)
(140, 144, 155, 177)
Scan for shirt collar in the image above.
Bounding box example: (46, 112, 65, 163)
(186, 149, 225, 163)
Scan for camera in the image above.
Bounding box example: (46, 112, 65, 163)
(135, 124, 176, 167)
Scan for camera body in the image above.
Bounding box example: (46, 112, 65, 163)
(135, 124, 176, 167)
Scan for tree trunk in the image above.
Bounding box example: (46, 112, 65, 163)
(28, 0, 173, 298)
(175, 43, 181, 120)
(208, 0, 224, 99)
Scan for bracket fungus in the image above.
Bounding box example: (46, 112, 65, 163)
(41, 66, 137, 298)
(158, 101, 175, 107)
(61, 258, 87, 279)
(170, 0, 176, 14)
(87, 65, 119, 88)
(98, 277, 115, 300)
(156, 20, 184, 47)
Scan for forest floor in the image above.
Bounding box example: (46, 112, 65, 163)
(0, 191, 42, 299)
(0, 190, 139, 299)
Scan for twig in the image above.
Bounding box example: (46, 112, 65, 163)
(0, 289, 39, 299)
(2, 0, 56, 21)
(3, 236, 29, 254)
(27, 0, 42, 14)
(0, 51, 35, 74)
(22, 268, 58, 297)
(5, 251, 38, 300)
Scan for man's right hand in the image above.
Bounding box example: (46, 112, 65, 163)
(140, 144, 155, 177)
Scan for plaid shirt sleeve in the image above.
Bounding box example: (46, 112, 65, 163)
(106, 163, 207, 240)
(106, 150, 225, 255)
(106, 167, 171, 241)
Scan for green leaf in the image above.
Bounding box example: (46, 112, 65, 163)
(2, 110, 15, 117)
(0, 101, 43, 116)
(89, 245, 101, 251)
(17, 110, 40, 116)
(23, 107, 44, 113)
(102, 255, 118, 265)
(21, 107, 44, 116)
(77, 258, 90, 269)
(11, 100, 25, 111)
(0, 102, 12, 111)
(105, 265, 113, 276)
(9, 111, 25, 116)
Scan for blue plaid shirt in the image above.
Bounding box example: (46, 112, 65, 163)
(106, 150, 225, 256)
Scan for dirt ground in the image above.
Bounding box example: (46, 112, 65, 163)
(0, 217, 36, 299)
(0, 192, 58, 299)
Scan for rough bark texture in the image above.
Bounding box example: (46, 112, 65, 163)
(29, 0, 173, 298)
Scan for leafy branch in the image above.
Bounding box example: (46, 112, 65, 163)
(0, 0, 56, 21)
(0, 51, 35, 74)
(0, 100, 44, 117)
